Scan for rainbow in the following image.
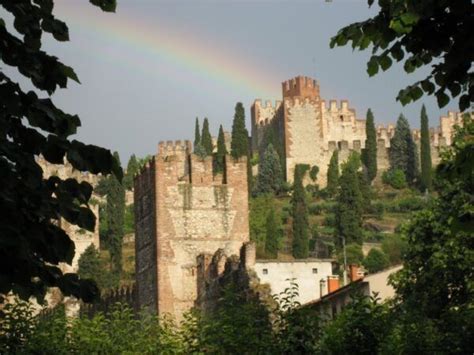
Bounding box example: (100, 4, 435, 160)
(56, 2, 280, 97)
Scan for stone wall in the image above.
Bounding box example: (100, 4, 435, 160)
(37, 157, 100, 273)
(134, 140, 249, 321)
(251, 75, 466, 187)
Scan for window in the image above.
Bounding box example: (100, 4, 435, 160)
(312, 268, 318, 274)
(262, 268, 268, 275)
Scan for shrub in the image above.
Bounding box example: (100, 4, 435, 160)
(363, 249, 389, 273)
(308, 203, 322, 215)
(382, 169, 407, 189)
(323, 214, 336, 227)
(381, 234, 407, 265)
(387, 196, 425, 213)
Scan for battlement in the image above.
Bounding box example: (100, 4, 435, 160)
(252, 99, 282, 126)
(158, 140, 191, 158)
(282, 76, 320, 100)
(321, 99, 354, 114)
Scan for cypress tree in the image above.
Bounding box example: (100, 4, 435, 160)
(78, 245, 104, 290)
(291, 164, 310, 258)
(255, 144, 283, 195)
(216, 125, 227, 173)
(363, 109, 377, 182)
(327, 150, 339, 196)
(123, 154, 139, 190)
(107, 152, 125, 277)
(334, 152, 363, 246)
(194, 117, 201, 150)
(389, 114, 418, 184)
(201, 118, 213, 156)
(265, 206, 281, 258)
(230, 102, 249, 159)
(420, 105, 432, 191)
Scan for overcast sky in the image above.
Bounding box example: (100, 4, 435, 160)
(4, 0, 459, 163)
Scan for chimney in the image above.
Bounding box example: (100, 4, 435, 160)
(327, 275, 340, 293)
(349, 264, 364, 282)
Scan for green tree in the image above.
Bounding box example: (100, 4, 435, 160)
(381, 234, 407, 265)
(123, 154, 139, 190)
(389, 117, 474, 353)
(420, 105, 432, 192)
(320, 295, 391, 354)
(363, 109, 377, 182)
(363, 249, 389, 273)
(382, 168, 407, 189)
(215, 125, 227, 173)
(389, 114, 418, 184)
(194, 117, 201, 150)
(338, 243, 364, 266)
(107, 153, 125, 278)
(255, 144, 283, 196)
(335, 152, 363, 246)
(201, 118, 213, 156)
(230, 102, 249, 159)
(265, 206, 282, 258)
(330, 0, 474, 111)
(78, 245, 105, 290)
(327, 150, 339, 196)
(0, 0, 120, 303)
(249, 194, 274, 257)
(291, 164, 310, 258)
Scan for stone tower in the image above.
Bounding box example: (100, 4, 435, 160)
(134, 140, 249, 320)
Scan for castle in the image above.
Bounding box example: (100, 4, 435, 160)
(251, 76, 464, 185)
(134, 141, 335, 320)
(134, 141, 250, 319)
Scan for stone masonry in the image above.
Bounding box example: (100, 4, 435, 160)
(134, 140, 249, 320)
(251, 76, 465, 185)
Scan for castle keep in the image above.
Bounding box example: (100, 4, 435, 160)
(134, 141, 249, 320)
(251, 76, 464, 185)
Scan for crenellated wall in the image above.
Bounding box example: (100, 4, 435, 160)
(251, 76, 467, 187)
(134, 140, 249, 321)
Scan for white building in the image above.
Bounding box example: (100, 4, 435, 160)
(253, 259, 334, 304)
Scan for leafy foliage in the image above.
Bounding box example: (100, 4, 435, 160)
(389, 117, 474, 353)
(389, 114, 418, 183)
(320, 294, 391, 354)
(291, 164, 310, 258)
(381, 234, 407, 265)
(363, 109, 377, 182)
(265, 206, 282, 258)
(334, 152, 364, 246)
(254, 143, 283, 196)
(382, 168, 407, 189)
(0, 0, 120, 303)
(420, 104, 432, 191)
(338, 243, 364, 266)
(326, 150, 339, 197)
(330, 0, 474, 111)
(200, 117, 213, 156)
(363, 248, 389, 273)
(249, 194, 274, 257)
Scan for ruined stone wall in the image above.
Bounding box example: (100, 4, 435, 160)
(134, 140, 249, 321)
(38, 157, 100, 273)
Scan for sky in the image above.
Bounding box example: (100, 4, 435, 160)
(4, 0, 459, 163)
